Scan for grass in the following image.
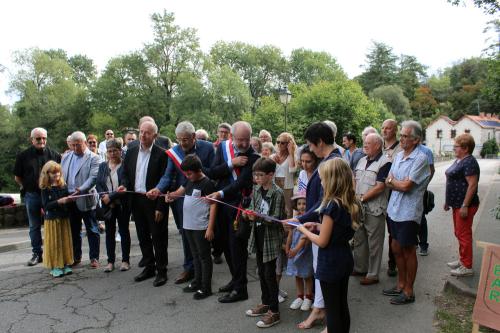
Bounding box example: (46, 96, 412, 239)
(434, 288, 498, 333)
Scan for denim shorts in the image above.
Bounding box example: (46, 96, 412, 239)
(388, 217, 419, 247)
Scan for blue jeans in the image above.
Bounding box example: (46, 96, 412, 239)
(171, 198, 193, 272)
(68, 203, 100, 261)
(25, 192, 43, 255)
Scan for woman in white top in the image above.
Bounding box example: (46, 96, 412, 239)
(271, 132, 297, 218)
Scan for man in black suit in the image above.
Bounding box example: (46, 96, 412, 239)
(206, 121, 260, 303)
(118, 121, 169, 287)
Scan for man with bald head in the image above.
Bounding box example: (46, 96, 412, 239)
(119, 121, 169, 287)
(381, 119, 402, 277)
(14, 127, 61, 266)
(206, 121, 260, 303)
(353, 133, 392, 285)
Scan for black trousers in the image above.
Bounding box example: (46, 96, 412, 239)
(185, 229, 213, 292)
(132, 195, 168, 271)
(217, 204, 248, 292)
(321, 276, 351, 333)
(255, 226, 279, 312)
(105, 205, 131, 264)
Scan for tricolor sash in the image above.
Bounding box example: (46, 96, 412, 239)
(165, 145, 187, 177)
(221, 140, 240, 182)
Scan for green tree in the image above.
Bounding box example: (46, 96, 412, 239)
(369, 85, 412, 122)
(357, 41, 399, 93)
(210, 41, 287, 114)
(143, 10, 203, 123)
(0, 104, 21, 191)
(410, 86, 438, 120)
(288, 48, 346, 85)
(480, 138, 499, 157)
(448, 0, 499, 15)
(68, 54, 97, 87)
(397, 55, 428, 99)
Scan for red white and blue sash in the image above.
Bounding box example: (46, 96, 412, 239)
(165, 145, 187, 177)
(221, 140, 239, 182)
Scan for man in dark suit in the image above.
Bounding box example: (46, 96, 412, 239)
(118, 121, 169, 287)
(206, 121, 260, 303)
(147, 121, 215, 284)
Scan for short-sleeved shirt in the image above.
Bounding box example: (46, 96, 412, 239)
(183, 177, 216, 230)
(419, 144, 434, 165)
(445, 155, 480, 208)
(387, 147, 430, 223)
(14, 146, 61, 193)
(316, 200, 354, 283)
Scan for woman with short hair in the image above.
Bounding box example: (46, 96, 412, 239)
(444, 133, 480, 277)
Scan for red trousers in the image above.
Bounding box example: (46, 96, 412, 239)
(452, 206, 478, 269)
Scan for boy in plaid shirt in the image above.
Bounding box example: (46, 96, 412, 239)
(243, 157, 286, 328)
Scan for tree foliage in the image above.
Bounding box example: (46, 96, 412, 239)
(370, 85, 412, 122)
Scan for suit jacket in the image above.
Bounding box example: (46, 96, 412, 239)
(61, 149, 100, 211)
(121, 144, 167, 211)
(207, 141, 260, 205)
(156, 140, 215, 192)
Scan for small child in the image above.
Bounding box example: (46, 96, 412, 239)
(166, 154, 217, 300)
(39, 161, 74, 277)
(285, 192, 314, 311)
(244, 157, 285, 328)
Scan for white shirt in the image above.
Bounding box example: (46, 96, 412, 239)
(98, 140, 108, 161)
(272, 154, 297, 190)
(135, 144, 152, 193)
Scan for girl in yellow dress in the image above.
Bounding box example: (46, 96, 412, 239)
(39, 161, 74, 277)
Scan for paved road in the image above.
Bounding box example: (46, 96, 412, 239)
(0, 159, 498, 333)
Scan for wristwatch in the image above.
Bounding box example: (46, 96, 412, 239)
(387, 177, 393, 184)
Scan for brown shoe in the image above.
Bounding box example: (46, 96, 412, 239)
(245, 304, 269, 317)
(90, 259, 100, 269)
(256, 311, 280, 328)
(351, 271, 367, 276)
(360, 277, 379, 285)
(174, 271, 194, 284)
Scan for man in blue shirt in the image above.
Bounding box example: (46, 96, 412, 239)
(383, 121, 430, 305)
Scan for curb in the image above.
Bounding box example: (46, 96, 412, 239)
(443, 277, 477, 298)
(0, 240, 31, 254)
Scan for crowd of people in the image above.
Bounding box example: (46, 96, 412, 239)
(13, 116, 481, 332)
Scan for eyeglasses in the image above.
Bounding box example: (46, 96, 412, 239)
(453, 145, 462, 149)
(105, 132, 114, 136)
(34, 137, 47, 141)
(276, 141, 288, 145)
(87, 141, 97, 144)
(400, 134, 414, 139)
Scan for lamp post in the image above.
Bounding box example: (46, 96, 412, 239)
(278, 86, 292, 132)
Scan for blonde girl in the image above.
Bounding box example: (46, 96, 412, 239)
(297, 158, 358, 333)
(39, 161, 74, 277)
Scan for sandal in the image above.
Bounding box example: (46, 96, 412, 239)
(297, 317, 324, 329)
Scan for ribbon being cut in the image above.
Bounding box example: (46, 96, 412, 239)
(67, 190, 301, 227)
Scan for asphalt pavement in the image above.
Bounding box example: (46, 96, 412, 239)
(0, 159, 498, 333)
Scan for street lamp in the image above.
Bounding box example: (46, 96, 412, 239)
(278, 86, 292, 132)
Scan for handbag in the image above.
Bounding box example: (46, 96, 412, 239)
(96, 201, 112, 221)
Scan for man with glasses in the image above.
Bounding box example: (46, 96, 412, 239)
(14, 128, 61, 266)
(383, 120, 430, 305)
(98, 130, 115, 161)
(214, 123, 231, 150)
(147, 121, 215, 284)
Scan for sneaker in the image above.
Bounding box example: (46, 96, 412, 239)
(300, 298, 313, 311)
(419, 248, 429, 256)
(63, 266, 73, 275)
(27, 254, 42, 266)
(120, 262, 130, 271)
(115, 233, 121, 242)
(447, 260, 461, 269)
(104, 263, 114, 273)
(90, 259, 100, 269)
(289, 297, 304, 310)
(50, 268, 64, 278)
(245, 304, 270, 317)
(382, 286, 402, 296)
(450, 265, 474, 277)
(278, 295, 286, 303)
(390, 292, 415, 305)
(256, 311, 280, 328)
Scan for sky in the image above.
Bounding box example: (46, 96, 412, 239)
(0, 0, 495, 105)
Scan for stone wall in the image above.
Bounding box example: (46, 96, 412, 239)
(0, 204, 28, 228)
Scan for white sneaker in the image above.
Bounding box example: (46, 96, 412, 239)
(300, 298, 312, 311)
(278, 295, 286, 303)
(450, 265, 474, 277)
(447, 260, 461, 269)
(289, 297, 303, 310)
